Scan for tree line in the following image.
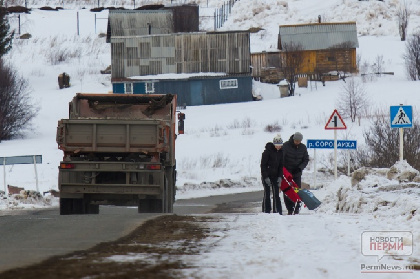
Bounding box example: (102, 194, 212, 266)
(0, 1, 37, 142)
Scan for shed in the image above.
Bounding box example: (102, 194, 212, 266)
(112, 73, 253, 106)
(250, 51, 283, 83)
(278, 22, 359, 74)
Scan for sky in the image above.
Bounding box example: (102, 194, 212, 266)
(0, 0, 420, 278)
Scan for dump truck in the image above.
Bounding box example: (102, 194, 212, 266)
(56, 93, 183, 215)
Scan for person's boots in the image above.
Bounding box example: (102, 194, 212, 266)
(294, 202, 302, 215)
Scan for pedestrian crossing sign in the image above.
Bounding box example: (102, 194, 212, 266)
(390, 105, 413, 128)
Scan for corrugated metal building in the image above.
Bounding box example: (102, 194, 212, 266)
(110, 31, 251, 79)
(278, 22, 359, 73)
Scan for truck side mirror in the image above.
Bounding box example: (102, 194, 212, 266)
(177, 112, 185, 134)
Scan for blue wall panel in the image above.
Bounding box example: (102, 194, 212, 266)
(113, 83, 125, 93)
(112, 76, 253, 106)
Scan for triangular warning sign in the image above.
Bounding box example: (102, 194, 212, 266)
(325, 109, 347, 130)
(392, 107, 412, 125)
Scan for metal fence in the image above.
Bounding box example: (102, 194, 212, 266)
(214, 0, 238, 29)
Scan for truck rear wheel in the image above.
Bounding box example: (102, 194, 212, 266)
(60, 198, 73, 215)
(138, 199, 162, 213)
(86, 204, 99, 214)
(60, 198, 99, 215)
(59, 198, 83, 215)
(164, 167, 175, 213)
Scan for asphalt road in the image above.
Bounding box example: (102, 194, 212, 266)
(0, 191, 262, 273)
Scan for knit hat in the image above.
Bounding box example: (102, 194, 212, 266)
(273, 134, 283, 146)
(293, 132, 303, 142)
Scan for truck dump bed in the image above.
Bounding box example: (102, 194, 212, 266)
(68, 93, 174, 119)
(57, 119, 169, 153)
(56, 93, 176, 163)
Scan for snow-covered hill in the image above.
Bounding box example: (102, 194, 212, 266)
(0, 1, 419, 277)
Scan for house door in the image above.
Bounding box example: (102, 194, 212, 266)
(190, 81, 203, 106)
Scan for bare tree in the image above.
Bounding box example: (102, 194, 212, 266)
(371, 54, 384, 76)
(336, 77, 369, 123)
(280, 42, 304, 96)
(403, 33, 420, 81)
(0, 60, 38, 141)
(0, 1, 14, 57)
(396, 0, 410, 41)
(361, 112, 420, 170)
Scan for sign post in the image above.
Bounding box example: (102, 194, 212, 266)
(390, 105, 413, 161)
(325, 110, 347, 179)
(3, 157, 5, 195)
(0, 155, 42, 195)
(307, 139, 357, 186)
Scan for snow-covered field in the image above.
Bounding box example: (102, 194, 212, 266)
(0, 0, 419, 277)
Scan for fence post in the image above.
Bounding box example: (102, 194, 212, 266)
(33, 155, 39, 193)
(225, 2, 228, 23)
(214, 9, 216, 30)
(222, 5, 224, 26)
(218, 7, 221, 28)
(3, 157, 6, 195)
(77, 11, 79, 36)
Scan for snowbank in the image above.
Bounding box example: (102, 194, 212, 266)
(319, 161, 420, 221)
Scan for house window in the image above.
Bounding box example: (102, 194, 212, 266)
(327, 56, 336, 62)
(145, 82, 155, 94)
(125, 83, 133, 94)
(220, 79, 238, 89)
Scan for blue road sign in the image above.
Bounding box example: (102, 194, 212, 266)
(390, 106, 413, 128)
(307, 139, 357, 150)
(0, 155, 42, 165)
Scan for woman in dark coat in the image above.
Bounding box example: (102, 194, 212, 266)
(260, 134, 284, 214)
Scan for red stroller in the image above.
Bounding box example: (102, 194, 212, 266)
(280, 167, 301, 204)
(280, 167, 322, 211)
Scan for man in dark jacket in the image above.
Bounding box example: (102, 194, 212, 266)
(260, 134, 284, 214)
(282, 132, 309, 215)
